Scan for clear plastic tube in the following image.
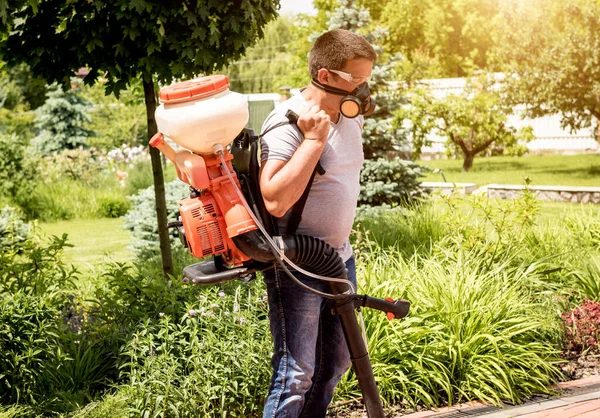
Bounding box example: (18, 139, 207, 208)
(214, 145, 356, 294)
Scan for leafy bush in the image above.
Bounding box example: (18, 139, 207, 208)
(354, 202, 444, 258)
(0, 133, 39, 204)
(31, 83, 95, 156)
(39, 147, 105, 186)
(0, 290, 68, 404)
(0, 108, 35, 139)
(0, 208, 80, 406)
(81, 78, 146, 150)
(0, 205, 31, 250)
(359, 158, 429, 207)
(337, 246, 562, 408)
(117, 283, 271, 417)
(122, 179, 189, 258)
(96, 194, 131, 218)
(562, 299, 600, 355)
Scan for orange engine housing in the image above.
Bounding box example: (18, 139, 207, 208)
(177, 150, 257, 266)
(150, 132, 258, 266)
(179, 194, 227, 259)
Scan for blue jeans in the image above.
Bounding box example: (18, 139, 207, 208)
(262, 257, 357, 418)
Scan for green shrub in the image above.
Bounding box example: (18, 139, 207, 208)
(0, 133, 39, 203)
(39, 148, 105, 186)
(117, 283, 271, 417)
(122, 179, 189, 258)
(0, 108, 36, 139)
(96, 194, 131, 218)
(0, 205, 31, 250)
(336, 246, 562, 408)
(31, 83, 94, 156)
(359, 158, 429, 207)
(0, 290, 68, 404)
(354, 202, 444, 257)
(122, 159, 156, 196)
(0, 208, 80, 405)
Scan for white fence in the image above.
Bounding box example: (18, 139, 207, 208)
(419, 77, 598, 157)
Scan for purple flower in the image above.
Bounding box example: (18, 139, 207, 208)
(189, 309, 197, 316)
(182, 277, 190, 283)
(218, 291, 226, 297)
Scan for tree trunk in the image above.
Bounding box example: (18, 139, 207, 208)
(143, 76, 174, 279)
(462, 152, 474, 172)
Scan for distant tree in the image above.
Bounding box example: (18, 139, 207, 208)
(498, 0, 600, 141)
(225, 17, 294, 93)
(31, 83, 94, 156)
(0, 0, 279, 277)
(364, 0, 503, 78)
(399, 80, 534, 172)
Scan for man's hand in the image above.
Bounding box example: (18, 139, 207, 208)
(297, 105, 330, 143)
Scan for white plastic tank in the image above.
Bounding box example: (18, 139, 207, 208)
(155, 75, 249, 154)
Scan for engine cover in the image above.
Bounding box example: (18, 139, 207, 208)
(179, 194, 228, 259)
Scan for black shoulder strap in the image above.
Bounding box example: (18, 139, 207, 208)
(286, 161, 325, 235)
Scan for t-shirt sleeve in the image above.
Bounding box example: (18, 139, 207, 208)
(260, 111, 303, 163)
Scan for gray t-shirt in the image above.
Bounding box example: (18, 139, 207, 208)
(260, 93, 364, 261)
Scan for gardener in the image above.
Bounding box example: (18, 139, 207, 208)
(259, 29, 376, 417)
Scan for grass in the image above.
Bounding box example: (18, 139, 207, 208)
(419, 154, 600, 187)
(39, 218, 133, 275)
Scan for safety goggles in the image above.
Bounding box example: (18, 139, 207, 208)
(328, 69, 371, 85)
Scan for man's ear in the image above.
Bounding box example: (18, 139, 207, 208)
(316, 68, 330, 84)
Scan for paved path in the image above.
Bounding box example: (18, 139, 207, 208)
(395, 375, 600, 418)
(518, 398, 600, 418)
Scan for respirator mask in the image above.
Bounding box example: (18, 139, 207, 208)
(311, 78, 376, 119)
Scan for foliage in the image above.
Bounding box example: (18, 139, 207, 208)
(0, 205, 30, 250)
(354, 202, 444, 258)
(226, 17, 295, 94)
(562, 299, 600, 354)
(31, 84, 95, 156)
(122, 179, 189, 258)
(0, 290, 69, 405)
(498, 0, 600, 139)
(398, 80, 534, 171)
(339, 245, 562, 407)
(0, 133, 39, 203)
(0, 208, 80, 406)
(40, 148, 104, 185)
(0, 61, 47, 110)
(80, 80, 146, 150)
(117, 285, 271, 417)
(358, 158, 429, 206)
(364, 0, 504, 78)
(0, 0, 280, 96)
(0, 108, 35, 139)
(568, 257, 600, 302)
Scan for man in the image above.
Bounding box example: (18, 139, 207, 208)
(259, 29, 376, 417)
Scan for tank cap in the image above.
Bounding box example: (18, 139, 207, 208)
(159, 75, 230, 104)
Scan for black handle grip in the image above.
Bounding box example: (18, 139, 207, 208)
(285, 109, 299, 125)
(362, 295, 410, 319)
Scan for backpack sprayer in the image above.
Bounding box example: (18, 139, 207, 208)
(150, 75, 410, 418)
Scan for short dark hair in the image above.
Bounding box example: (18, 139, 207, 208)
(308, 29, 376, 79)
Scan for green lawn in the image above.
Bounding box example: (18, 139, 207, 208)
(39, 218, 133, 275)
(419, 154, 600, 186)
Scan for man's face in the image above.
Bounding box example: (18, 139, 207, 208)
(327, 57, 373, 93)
